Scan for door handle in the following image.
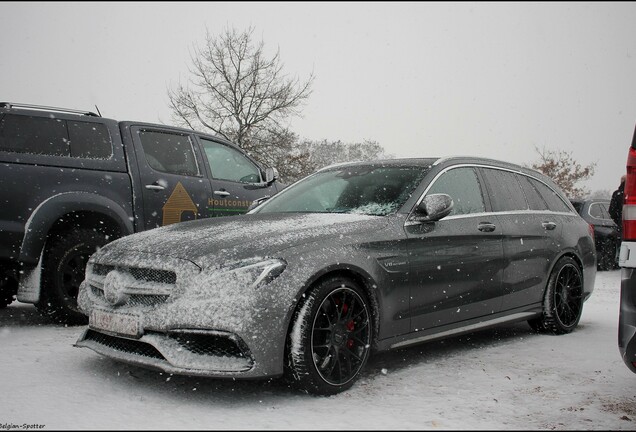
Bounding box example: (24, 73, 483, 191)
(478, 222, 496, 232)
(542, 221, 557, 230)
(214, 190, 231, 197)
(145, 183, 165, 191)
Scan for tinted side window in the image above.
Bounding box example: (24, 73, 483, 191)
(68, 121, 112, 159)
(590, 202, 612, 220)
(426, 167, 485, 215)
(529, 178, 572, 213)
(517, 175, 549, 211)
(480, 168, 528, 211)
(599, 203, 612, 219)
(0, 114, 69, 156)
(138, 130, 199, 176)
(201, 138, 261, 184)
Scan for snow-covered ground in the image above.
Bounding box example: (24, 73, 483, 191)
(1, 269, 634, 430)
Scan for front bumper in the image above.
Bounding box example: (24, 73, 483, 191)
(75, 250, 298, 379)
(75, 327, 255, 376)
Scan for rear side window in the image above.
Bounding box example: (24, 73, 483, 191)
(528, 178, 572, 213)
(0, 114, 112, 159)
(0, 114, 68, 156)
(517, 175, 549, 211)
(68, 121, 112, 159)
(480, 168, 528, 211)
(599, 203, 612, 219)
(590, 202, 612, 220)
(426, 167, 485, 215)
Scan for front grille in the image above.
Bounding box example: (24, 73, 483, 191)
(85, 329, 164, 359)
(89, 262, 177, 308)
(92, 264, 176, 284)
(90, 285, 169, 308)
(128, 268, 177, 284)
(168, 332, 253, 363)
(127, 294, 170, 307)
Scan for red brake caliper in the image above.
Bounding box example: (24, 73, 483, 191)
(344, 303, 355, 349)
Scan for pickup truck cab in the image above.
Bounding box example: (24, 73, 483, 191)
(0, 102, 283, 324)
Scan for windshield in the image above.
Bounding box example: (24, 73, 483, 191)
(253, 165, 428, 216)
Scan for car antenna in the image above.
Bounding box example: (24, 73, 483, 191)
(94, 105, 102, 117)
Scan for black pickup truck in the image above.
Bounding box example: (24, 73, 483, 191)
(0, 102, 284, 324)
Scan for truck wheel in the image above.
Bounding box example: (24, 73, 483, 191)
(0, 267, 18, 308)
(36, 229, 108, 324)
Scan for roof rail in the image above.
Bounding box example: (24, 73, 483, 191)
(317, 160, 362, 171)
(0, 102, 101, 117)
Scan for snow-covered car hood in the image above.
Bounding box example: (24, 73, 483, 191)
(103, 212, 389, 268)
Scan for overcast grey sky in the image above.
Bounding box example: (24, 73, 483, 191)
(1, 1, 635, 194)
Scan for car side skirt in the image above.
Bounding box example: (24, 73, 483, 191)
(379, 305, 542, 351)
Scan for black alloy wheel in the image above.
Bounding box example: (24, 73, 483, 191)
(311, 287, 371, 386)
(552, 262, 583, 329)
(528, 256, 584, 335)
(286, 276, 372, 395)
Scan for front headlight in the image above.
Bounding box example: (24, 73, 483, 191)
(217, 258, 287, 289)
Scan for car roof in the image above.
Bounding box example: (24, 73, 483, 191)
(318, 158, 439, 171)
(321, 156, 540, 170)
(319, 156, 537, 175)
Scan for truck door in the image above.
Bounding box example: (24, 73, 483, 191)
(130, 126, 213, 230)
(196, 136, 279, 217)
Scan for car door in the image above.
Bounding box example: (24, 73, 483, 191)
(406, 166, 504, 331)
(130, 126, 213, 230)
(479, 167, 564, 312)
(197, 136, 279, 217)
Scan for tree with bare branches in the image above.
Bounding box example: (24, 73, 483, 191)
(528, 146, 596, 198)
(167, 26, 314, 173)
(278, 139, 393, 184)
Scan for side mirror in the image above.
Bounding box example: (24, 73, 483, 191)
(412, 193, 454, 222)
(265, 167, 279, 184)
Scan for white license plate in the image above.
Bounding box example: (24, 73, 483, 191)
(90, 309, 141, 337)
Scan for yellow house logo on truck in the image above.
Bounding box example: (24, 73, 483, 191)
(162, 182, 197, 226)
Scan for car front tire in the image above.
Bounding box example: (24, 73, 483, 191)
(285, 276, 372, 396)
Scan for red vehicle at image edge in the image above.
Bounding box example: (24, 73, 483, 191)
(618, 122, 636, 373)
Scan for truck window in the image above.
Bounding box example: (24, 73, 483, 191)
(0, 114, 113, 160)
(68, 121, 112, 159)
(200, 138, 261, 184)
(0, 114, 69, 156)
(138, 130, 199, 176)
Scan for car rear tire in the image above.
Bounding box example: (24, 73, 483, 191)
(285, 276, 372, 396)
(36, 229, 107, 325)
(528, 256, 584, 335)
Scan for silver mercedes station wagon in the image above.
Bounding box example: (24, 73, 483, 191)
(75, 157, 596, 395)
